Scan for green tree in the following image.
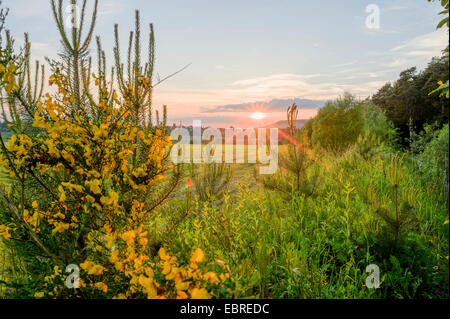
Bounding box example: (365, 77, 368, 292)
(311, 93, 364, 154)
(428, 0, 449, 98)
(372, 57, 449, 144)
(262, 104, 319, 198)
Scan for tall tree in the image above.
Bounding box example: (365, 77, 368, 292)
(372, 57, 449, 144)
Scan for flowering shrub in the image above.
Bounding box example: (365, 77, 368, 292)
(0, 62, 18, 93)
(0, 70, 239, 298)
(30, 246, 236, 299)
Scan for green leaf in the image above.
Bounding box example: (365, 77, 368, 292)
(436, 17, 449, 29)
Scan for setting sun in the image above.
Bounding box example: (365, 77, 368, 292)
(251, 112, 265, 120)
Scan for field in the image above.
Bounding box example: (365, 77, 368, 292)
(149, 145, 449, 298)
(0, 0, 449, 300)
(1, 120, 449, 299)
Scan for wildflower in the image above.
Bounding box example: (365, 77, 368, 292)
(121, 230, 136, 246)
(158, 247, 171, 261)
(176, 290, 188, 299)
(190, 288, 211, 299)
(162, 262, 172, 275)
(138, 275, 157, 298)
(94, 282, 108, 293)
(0, 225, 12, 239)
(86, 179, 102, 194)
(52, 222, 70, 233)
(100, 189, 119, 207)
(203, 272, 219, 283)
(34, 292, 45, 298)
(216, 259, 225, 266)
(190, 248, 205, 264)
(80, 260, 105, 275)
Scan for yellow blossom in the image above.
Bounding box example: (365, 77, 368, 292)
(190, 288, 211, 299)
(86, 179, 102, 194)
(190, 248, 205, 264)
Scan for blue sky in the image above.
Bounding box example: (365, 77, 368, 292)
(3, 0, 448, 126)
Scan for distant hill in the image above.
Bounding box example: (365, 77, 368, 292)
(270, 119, 308, 129)
(203, 98, 327, 113)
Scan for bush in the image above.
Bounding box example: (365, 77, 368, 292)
(311, 93, 365, 154)
(262, 104, 319, 198)
(0, 4, 236, 298)
(362, 102, 399, 149)
(189, 162, 232, 202)
(415, 124, 449, 200)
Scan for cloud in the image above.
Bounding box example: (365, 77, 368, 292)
(153, 71, 390, 116)
(214, 64, 240, 72)
(6, 0, 48, 18)
(153, 73, 342, 115)
(384, 29, 448, 67)
(332, 61, 357, 68)
(30, 42, 57, 58)
(98, 1, 126, 17)
(232, 73, 321, 86)
(226, 73, 340, 100)
(202, 98, 326, 114)
(365, 70, 390, 78)
(390, 29, 447, 52)
(8, 0, 123, 20)
(153, 72, 388, 126)
(386, 58, 407, 67)
(167, 115, 238, 126)
(382, 5, 408, 12)
(215, 64, 226, 70)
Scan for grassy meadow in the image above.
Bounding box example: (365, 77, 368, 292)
(145, 141, 449, 298)
(2, 132, 447, 298)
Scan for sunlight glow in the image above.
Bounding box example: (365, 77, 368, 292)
(251, 112, 265, 120)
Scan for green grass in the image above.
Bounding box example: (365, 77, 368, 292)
(1, 144, 448, 299)
(149, 145, 449, 298)
(183, 144, 287, 163)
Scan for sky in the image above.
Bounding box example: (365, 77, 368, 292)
(2, 0, 448, 127)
